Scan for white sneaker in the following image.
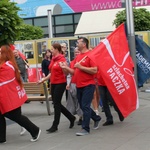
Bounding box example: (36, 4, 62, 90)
(30, 129, 41, 142)
(20, 127, 26, 136)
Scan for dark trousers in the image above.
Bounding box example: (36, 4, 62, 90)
(99, 86, 122, 122)
(77, 84, 101, 132)
(51, 83, 74, 128)
(0, 107, 39, 141)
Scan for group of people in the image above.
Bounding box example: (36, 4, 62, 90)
(40, 37, 124, 136)
(0, 37, 124, 144)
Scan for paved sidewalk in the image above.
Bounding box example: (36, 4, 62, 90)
(1, 85, 150, 150)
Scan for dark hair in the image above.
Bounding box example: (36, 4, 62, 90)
(78, 37, 89, 48)
(0, 45, 23, 88)
(44, 49, 52, 60)
(52, 43, 63, 54)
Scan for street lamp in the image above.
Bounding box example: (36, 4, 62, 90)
(121, 0, 138, 86)
(47, 10, 53, 38)
(125, 0, 137, 85)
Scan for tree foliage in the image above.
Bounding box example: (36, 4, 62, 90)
(113, 8, 150, 31)
(0, 0, 44, 46)
(0, 0, 23, 46)
(16, 24, 44, 41)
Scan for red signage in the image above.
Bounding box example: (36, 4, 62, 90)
(28, 68, 42, 82)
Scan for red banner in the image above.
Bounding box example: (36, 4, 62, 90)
(10, 44, 27, 60)
(27, 68, 42, 82)
(88, 23, 139, 117)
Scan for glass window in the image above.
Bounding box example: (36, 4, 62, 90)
(42, 27, 49, 34)
(55, 15, 73, 25)
(74, 14, 81, 23)
(24, 19, 33, 25)
(34, 18, 48, 26)
(75, 24, 78, 30)
(55, 25, 73, 33)
(54, 33, 74, 37)
(52, 17, 54, 26)
(90, 37, 101, 47)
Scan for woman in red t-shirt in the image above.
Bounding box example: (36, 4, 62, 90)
(39, 43, 75, 133)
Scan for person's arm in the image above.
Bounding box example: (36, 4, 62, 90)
(67, 74, 72, 85)
(25, 59, 28, 63)
(37, 73, 51, 84)
(66, 74, 72, 90)
(24, 59, 29, 68)
(59, 62, 75, 75)
(74, 57, 97, 74)
(75, 62, 97, 74)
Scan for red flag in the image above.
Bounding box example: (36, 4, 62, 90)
(10, 44, 26, 60)
(88, 23, 139, 117)
(27, 68, 42, 82)
(10, 44, 15, 51)
(18, 51, 26, 60)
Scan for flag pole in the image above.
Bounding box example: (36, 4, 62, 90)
(125, 0, 138, 87)
(78, 55, 87, 63)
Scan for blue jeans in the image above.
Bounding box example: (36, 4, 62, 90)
(77, 84, 101, 132)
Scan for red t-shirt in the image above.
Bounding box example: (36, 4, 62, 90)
(71, 51, 97, 88)
(49, 54, 66, 84)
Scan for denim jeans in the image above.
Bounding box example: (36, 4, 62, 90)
(77, 84, 101, 132)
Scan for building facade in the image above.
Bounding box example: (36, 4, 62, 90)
(10, 0, 150, 37)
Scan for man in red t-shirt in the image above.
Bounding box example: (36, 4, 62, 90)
(60, 37, 101, 136)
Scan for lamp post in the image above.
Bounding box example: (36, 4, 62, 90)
(121, 0, 138, 86)
(47, 10, 53, 38)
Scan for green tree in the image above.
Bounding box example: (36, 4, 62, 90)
(0, 0, 44, 46)
(0, 0, 23, 46)
(113, 8, 150, 31)
(16, 24, 44, 41)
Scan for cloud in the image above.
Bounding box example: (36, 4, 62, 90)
(10, 0, 27, 4)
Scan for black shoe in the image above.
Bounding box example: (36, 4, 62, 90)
(69, 116, 76, 128)
(46, 127, 58, 133)
(103, 121, 113, 126)
(30, 129, 41, 142)
(25, 100, 31, 103)
(0, 140, 6, 144)
(77, 118, 82, 125)
(118, 113, 124, 122)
